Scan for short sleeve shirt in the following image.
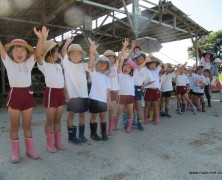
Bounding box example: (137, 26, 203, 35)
(1, 54, 35, 87)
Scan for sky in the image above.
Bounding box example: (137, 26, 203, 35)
(150, 0, 222, 65)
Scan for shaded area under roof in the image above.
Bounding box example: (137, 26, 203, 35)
(0, 0, 209, 54)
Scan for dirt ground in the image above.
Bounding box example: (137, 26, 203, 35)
(0, 93, 222, 180)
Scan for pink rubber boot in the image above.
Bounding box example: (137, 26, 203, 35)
(10, 139, 20, 163)
(126, 119, 133, 133)
(25, 138, 40, 159)
(154, 112, 159, 125)
(46, 133, 56, 153)
(54, 132, 64, 150)
(143, 112, 148, 124)
(113, 117, 118, 131)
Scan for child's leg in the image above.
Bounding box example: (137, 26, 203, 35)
(153, 101, 160, 125)
(8, 107, 20, 140)
(53, 106, 64, 149)
(108, 101, 116, 135)
(184, 94, 197, 114)
(45, 107, 57, 134)
(164, 97, 171, 117)
(176, 94, 182, 114)
(45, 107, 57, 152)
(126, 103, 134, 133)
(200, 95, 206, 112)
(144, 101, 151, 123)
(67, 112, 81, 144)
(134, 100, 144, 130)
(8, 107, 21, 163)
(67, 112, 75, 128)
(90, 113, 101, 141)
(21, 108, 39, 158)
(160, 96, 165, 116)
(78, 112, 87, 142)
(53, 106, 64, 133)
(181, 96, 186, 112)
(116, 104, 125, 125)
(99, 112, 108, 141)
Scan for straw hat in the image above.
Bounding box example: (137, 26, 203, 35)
(95, 56, 111, 75)
(4, 39, 34, 55)
(103, 50, 116, 57)
(42, 40, 58, 57)
(67, 44, 87, 58)
(213, 58, 222, 64)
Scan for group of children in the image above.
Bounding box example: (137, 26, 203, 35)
(0, 26, 221, 163)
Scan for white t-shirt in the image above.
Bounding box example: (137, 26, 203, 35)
(145, 66, 161, 89)
(62, 53, 89, 98)
(107, 63, 119, 91)
(134, 67, 154, 86)
(192, 73, 206, 93)
(175, 74, 189, 86)
(187, 75, 194, 90)
(38, 60, 64, 88)
(161, 72, 175, 92)
(118, 73, 135, 96)
(205, 77, 210, 85)
(89, 70, 111, 103)
(1, 54, 35, 87)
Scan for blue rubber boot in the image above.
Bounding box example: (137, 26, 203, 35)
(78, 124, 87, 143)
(68, 126, 81, 144)
(137, 120, 144, 131)
(132, 113, 137, 126)
(122, 112, 127, 127)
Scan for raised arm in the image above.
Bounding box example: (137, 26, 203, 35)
(118, 38, 130, 61)
(128, 39, 136, 58)
(88, 37, 99, 71)
(195, 40, 202, 59)
(0, 41, 6, 60)
(33, 26, 49, 65)
(137, 54, 151, 71)
(60, 36, 73, 59)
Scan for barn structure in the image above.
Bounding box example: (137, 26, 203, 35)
(0, 0, 209, 97)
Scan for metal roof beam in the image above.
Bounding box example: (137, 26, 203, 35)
(81, 0, 195, 36)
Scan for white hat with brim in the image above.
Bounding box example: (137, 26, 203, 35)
(42, 40, 58, 57)
(103, 50, 117, 57)
(213, 58, 222, 64)
(95, 56, 111, 75)
(4, 39, 34, 56)
(67, 44, 87, 58)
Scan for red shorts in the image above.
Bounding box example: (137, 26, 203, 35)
(118, 95, 134, 105)
(7, 87, 35, 111)
(144, 88, 161, 101)
(43, 88, 65, 108)
(176, 86, 187, 95)
(110, 91, 118, 101)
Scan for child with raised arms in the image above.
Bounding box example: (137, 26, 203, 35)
(34, 26, 65, 153)
(60, 37, 96, 144)
(0, 37, 39, 162)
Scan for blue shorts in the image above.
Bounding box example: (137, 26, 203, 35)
(134, 86, 142, 101)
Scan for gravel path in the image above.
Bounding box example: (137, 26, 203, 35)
(0, 93, 222, 180)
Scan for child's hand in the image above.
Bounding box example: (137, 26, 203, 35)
(145, 55, 151, 63)
(41, 26, 49, 41)
(122, 38, 130, 48)
(66, 36, 74, 44)
(33, 27, 43, 39)
(88, 37, 99, 53)
(195, 40, 200, 48)
(131, 40, 136, 48)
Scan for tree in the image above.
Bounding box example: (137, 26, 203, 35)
(188, 30, 222, 60)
